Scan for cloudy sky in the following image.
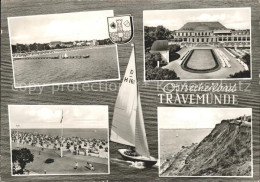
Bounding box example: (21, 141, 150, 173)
(159, 107, 252, 129)
(8, 10, 113, 44)
(144, 8, 250, 30)
(9, 105, 108, 129)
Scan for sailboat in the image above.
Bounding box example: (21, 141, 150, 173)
(110, 45, 157, 167)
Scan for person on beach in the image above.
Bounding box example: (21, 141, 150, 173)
(86, 162, 94, 171)
(74, 162, 78, 169)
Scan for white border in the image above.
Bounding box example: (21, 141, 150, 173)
(143, 7, 252, 82)
(157, 107, 253, 178)
(7, 10, 121, 88)
(8, 105, 110, 176)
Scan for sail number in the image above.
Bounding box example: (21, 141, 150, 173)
(123, 69, 135, 84)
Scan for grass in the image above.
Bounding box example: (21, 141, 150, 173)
(187, 49, 217, 69)
(181, 49, 221, 73)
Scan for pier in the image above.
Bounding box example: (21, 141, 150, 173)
(13, 55, 89, 60)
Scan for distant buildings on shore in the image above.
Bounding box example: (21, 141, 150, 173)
(49, 39, 99, 48)
(12, 39, 112, 53)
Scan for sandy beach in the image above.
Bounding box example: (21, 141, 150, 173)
(13, 143, 108, 175)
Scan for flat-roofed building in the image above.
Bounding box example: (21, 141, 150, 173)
(172, 22, 250, 48)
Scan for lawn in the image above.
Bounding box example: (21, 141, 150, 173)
(186, 49, 217, 70)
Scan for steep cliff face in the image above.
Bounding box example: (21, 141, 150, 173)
(178, 118, 252, 176)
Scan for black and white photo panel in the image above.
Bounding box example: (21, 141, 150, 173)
(144, 8, 251, 81)
(158, 107, 252, 177)
(8, 10, 120, 88)
(9, 105, 109, 176)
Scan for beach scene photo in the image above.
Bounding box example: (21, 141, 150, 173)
(144, 8, 251, 81)
(8, 10, 120, 87)
(158, 107, 252, 177)
(9, 105, 109, 175)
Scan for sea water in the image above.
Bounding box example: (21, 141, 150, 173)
(13, 46, 119, 87)
(159, 128, 212, 164)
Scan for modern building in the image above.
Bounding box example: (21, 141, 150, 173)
(150, 40, 169, 66)
(171, 22, 250, 48)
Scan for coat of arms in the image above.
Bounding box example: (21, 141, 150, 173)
(107, 15, 133, 44)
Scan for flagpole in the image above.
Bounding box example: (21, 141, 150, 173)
(60, 109, 63, 158)
(61, 121, 63, 158)
(131, 43, 139, 154)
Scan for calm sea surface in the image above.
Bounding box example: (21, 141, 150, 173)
(13, 46, 119, 87)
(160, 129, 212, 164)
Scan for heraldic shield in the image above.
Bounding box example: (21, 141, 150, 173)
(107, 15, 133, 44)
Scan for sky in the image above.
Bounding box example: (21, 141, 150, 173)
(159, 107, 252, 129)
(8, 10, 114, 44)
(144, 8, 250, 30)
(9, 105, 108, 129)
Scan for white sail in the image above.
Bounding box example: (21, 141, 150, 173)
(110, 47, 137, 147)
(135, 92, 150, 158)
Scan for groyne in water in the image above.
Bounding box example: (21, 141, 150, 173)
(13, 55, 90, 60)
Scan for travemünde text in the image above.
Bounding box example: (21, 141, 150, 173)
(158, 82, 250, 105)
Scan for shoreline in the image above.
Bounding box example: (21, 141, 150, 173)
(12, 44, 116, 59)
(160, 143, 197, 176)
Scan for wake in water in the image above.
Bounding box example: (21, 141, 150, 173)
(111, 158, 158, 169)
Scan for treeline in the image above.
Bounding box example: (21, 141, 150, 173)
(12, 43, 51, 53)
(145, 25, 180, 80)
(144, 25, 174, 51)
(98, 38, 113, 45)
(145, 52, 180, 80)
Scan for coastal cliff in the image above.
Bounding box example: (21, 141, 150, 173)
(161, 116, 252, 176)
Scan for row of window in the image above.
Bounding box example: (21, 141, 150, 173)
(175, 36, 250, 42)
(233, 31, 250, 35)
(219, 37, 250, 41)
(175, 31, 212, 36)
(175, 31, 250, 37)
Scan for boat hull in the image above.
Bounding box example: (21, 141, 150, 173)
(118, 149, 157, 167)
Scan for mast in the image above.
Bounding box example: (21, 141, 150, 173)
(132, 44, 150, 158)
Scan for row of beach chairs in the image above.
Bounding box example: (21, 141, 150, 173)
(242, 49, 250, 54)
(224, 48, 249, 71)
(214, 49, 231, 68)
(227, 48, 241, 58)
(234, 48, 246, 57)
(179, 49, 191, 65)
(236, 58, 249, 71)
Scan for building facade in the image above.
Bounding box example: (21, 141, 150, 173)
(172, 22, 250, 48)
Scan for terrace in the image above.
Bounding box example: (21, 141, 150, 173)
(163, 46, 247, 79)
